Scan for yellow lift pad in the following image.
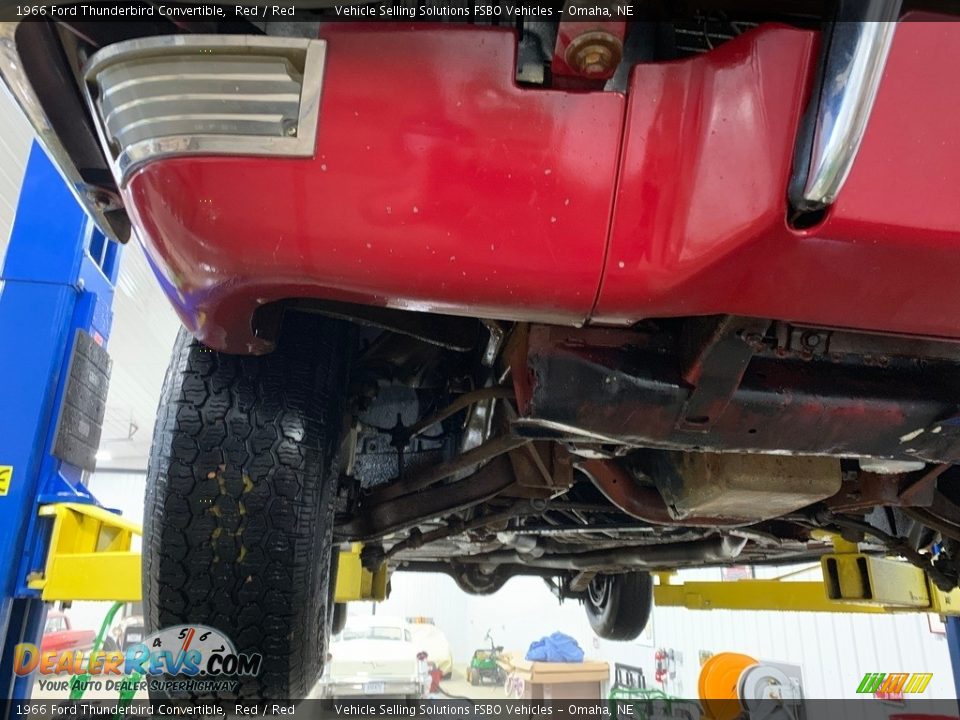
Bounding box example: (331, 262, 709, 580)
(27, 503, 141, 602)
(334, 543, 388, 603)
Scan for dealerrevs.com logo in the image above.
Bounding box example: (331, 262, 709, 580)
(14, 624, 261, 693)
(856, 672, 934, 696)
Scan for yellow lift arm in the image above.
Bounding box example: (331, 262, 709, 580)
(26, 503, 141, 602)
(654, 536, 960, 616)
(25, 503, 387, 604)
(27, 505, 953, 615)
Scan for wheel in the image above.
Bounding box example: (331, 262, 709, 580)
(451, 563, 513, 595)
(331, 603, 348, 635)
(468, 668, 480, 686)
(583, 571, 653, 641)
(505, 674, 525, 699)
(143, 315, 349, 698)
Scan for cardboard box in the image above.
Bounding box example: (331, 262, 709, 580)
(508, 657, 609, 685)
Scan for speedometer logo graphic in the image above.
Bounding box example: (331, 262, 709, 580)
(135, 625, 261, 677)
(145, 625, 236, 657)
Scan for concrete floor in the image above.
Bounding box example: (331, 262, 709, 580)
(433, 666, 508, 700)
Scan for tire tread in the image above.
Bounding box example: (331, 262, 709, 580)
(143, 316, 347, 698)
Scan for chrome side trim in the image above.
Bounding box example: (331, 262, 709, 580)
(82, 34, 326, 187)
(0, 22, 124, 240)
(794, 3, 901, 210)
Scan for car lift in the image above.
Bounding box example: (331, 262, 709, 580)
(0, 145, 123, 705)
(3, 144, 960, 704)
(654, 535, 960, 617)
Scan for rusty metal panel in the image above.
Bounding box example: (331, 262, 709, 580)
(657, 453, 841, 521)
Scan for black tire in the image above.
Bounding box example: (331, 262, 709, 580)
(331, 603, 348, 635)
(583, 571, 653, 641)
(450, 563, 513, 595)
(143, 315, 349, 699)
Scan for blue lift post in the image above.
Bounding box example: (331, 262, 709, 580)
(0, 144, 120, 704)
(948, 616, 960, 703)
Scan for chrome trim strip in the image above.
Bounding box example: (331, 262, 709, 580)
(101, 72, 292, 97)
(102, 93, 302, 128)
(0, 22, 124, 240)
(82, 34, 326, 187)
(798, 4, 901, 209)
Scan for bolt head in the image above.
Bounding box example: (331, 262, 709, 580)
(565, 31, 623, 79)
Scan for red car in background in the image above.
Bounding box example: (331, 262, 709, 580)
(4, 2, 960, 699)
(40, 612, 95, 655)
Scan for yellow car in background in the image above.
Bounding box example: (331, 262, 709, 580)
(407, 619, 454, 679)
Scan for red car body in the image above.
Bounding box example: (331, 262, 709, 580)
(121, 17, 960, 355)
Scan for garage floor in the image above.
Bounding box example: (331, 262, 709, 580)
(433, 668, 508, 700)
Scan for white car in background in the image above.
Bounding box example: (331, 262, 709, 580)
(407, 620, 453, 678)
(109, 602, 145, 652)
(323, 616, 427, 699)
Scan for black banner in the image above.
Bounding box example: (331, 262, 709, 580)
(3, 699, 960, 720)
(1, 0, 958, 23)
(0, 0, 631, 23)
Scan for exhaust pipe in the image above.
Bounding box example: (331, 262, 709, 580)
(459, 535, 748, 571)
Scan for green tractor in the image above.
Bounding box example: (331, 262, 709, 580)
(466, 631, 505, 686)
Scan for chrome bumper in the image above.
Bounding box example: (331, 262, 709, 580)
(790, 1, 902, 211)
(0, 22, 125, 240)
(322, 677, 425, 699)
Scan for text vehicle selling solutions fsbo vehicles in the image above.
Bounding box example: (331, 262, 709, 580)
(4, 1, 960, 698)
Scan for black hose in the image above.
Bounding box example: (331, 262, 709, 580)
(434, 684, 472, 701)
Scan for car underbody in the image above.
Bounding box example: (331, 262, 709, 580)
(5, 0, 960, 696)
(332, 312, 960, 596)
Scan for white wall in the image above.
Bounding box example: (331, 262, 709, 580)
(0, 81, 34, 263)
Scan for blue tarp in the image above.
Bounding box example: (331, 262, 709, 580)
(525, 632, 585, 663)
